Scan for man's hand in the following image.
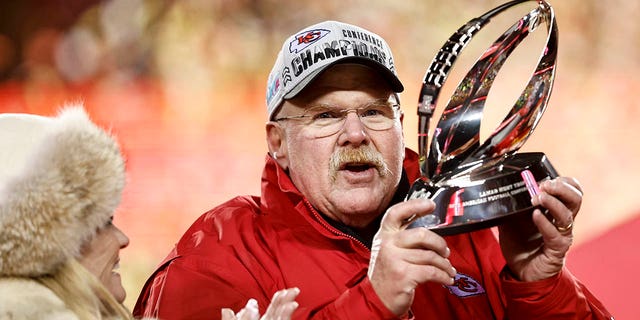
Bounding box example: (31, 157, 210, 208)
(368, 198, 457, 316)
(498, 177, 582, 282)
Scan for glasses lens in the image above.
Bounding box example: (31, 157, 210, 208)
(359, 103, 397, 131)
(304, 107, 344, 137)
(304, 104, 399, 138)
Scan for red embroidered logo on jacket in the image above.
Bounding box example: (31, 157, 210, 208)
(445, 273, 486, 298)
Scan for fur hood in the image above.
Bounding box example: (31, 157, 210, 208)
(0, 106, 125, 277)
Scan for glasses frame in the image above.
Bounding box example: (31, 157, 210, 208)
(273, 101, 402, 138)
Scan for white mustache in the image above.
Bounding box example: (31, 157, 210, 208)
(329, 147, 390, 181)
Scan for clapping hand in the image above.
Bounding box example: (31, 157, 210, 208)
(221, 288, 300, 320)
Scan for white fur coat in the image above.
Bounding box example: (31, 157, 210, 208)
(0, 277, 80, 320)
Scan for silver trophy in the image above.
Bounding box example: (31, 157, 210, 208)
(406, 0, 559, 235)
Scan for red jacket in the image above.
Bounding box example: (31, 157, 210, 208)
(133, 149, 612, 320)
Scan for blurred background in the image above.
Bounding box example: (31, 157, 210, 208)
(0, 0, 637, 318)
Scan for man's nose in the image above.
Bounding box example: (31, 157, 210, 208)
(338, 112, 369, 146)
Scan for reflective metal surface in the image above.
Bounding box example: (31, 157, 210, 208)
(407, 0, 559, 235)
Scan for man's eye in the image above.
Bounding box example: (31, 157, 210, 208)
(361, 108, 382, 117)
(362, 105, 392, 117)
(312, 110, 341, 120)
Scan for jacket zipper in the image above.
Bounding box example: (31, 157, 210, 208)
(302, 195, 414, 319)
(302, 198, 370, 253)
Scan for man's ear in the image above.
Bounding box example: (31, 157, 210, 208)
(266, 122, 289, 170)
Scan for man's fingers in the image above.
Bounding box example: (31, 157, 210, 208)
(395, 227, 450, 257)
(409, 263, 456, 286)
(537, 178, 582, 213)
(538, 192, 573, 224)
(531, 209, 573, 264)
(380, 198, 435, 231)
(558, 176, 583, 195)
(398, 247, 457, 277)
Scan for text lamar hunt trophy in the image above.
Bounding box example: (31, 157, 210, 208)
(406, 0, 559, 235)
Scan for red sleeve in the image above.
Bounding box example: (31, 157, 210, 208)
(134, 256, 407, 320)
(133, 256, 261, 320)
(501, 267, 614, 319)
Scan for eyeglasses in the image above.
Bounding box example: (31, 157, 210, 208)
(274, 100, 402, 138)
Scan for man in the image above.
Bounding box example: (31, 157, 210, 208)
(134, 20, 612, 319)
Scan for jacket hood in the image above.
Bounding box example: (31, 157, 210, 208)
(0, 106, 125, 277)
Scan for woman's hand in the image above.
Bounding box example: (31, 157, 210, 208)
(221, 288, 300, 320)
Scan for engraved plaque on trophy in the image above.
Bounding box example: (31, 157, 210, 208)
(406, 0, 559, 235)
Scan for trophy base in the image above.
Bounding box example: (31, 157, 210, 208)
(406, 152, 558, 236)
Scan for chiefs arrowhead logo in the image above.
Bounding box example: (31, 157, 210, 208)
(289, 28, 331, 53)
(445, 273, 486, 298)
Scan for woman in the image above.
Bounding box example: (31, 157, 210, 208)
(0, 106, 298, 319)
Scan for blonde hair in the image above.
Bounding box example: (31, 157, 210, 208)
(37, 258, 132, 319)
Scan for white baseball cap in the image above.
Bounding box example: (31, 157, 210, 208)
(266, 20, 404, 120)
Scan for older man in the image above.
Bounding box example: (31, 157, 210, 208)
(134, 20, 611, 319)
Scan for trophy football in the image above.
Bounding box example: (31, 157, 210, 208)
(406, 0, 559, 235)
